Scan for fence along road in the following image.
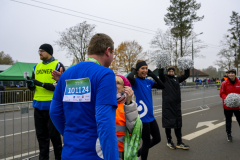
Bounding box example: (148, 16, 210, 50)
(0, 85, 221, 160)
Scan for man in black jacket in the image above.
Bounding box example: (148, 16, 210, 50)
(159, 67, 190, 150)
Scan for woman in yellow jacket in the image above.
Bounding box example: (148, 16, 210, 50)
(115, 75, 139, 160)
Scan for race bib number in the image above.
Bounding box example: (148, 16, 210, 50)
(63, 78, 91, 102)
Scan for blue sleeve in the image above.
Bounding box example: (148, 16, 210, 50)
(95, 70, 118, 160)
(50, 77, 65, 135)
(96, 104, 118, 160)
(96, 71, 118, 106)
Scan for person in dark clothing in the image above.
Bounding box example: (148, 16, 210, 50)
(159, 67, 190, 150)
(127, 60, 165, 160)
(221, 71, 229, 83)
(220, 69, 240, 142)
(26, 44, 65, 160)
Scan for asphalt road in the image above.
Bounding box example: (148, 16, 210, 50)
(1, 86, 239, 160)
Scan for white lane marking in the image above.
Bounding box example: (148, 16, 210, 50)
(154, 108, 162, 114)
(181, 108, 209, 116)
(154, 109, 162, 112)
(153, 95, 219, 108)
(182, 120, 225, 141)
(181, 95, 219, 103)
(192, 92, 204, 95)
(154, 108, 209, 118)
(0, 130, 35, 139)
(0, 116, 34, 122)
(0, 147, 53, 160)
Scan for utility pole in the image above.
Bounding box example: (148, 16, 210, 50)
(192, 32, 203, 82)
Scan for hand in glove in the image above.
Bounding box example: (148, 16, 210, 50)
(26, 77, 34, 87)
(147, 69, 154, 76)
(131, 67, 136, 72)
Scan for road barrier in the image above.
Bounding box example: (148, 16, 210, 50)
(0, 90, 34, 104)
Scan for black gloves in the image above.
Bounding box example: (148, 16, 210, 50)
(26, 76, 34, 87)
(147, 69, 154, 76)
(33, 79, 43, 87)
(131, 67, 137, 73)
(26, 77, 43, 87)
(42, 83, 55, 91)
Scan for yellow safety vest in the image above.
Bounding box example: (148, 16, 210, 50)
(33, 60, 59, 101)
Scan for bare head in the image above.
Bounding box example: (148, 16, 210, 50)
(87, 33, 114, 67)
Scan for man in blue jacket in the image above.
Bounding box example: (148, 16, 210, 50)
(50, 33, 119, 160)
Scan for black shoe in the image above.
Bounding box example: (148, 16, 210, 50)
(176, 143, 189, 150)
(167, 141, 176, 149)
(227, 134, 232, 142)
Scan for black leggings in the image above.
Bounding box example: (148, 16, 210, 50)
(165, 128, 182, 144)
(224, 109, 240, 134)
(138, 119, 161, 160)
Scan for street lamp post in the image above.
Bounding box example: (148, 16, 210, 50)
(192, 32, 203, 82)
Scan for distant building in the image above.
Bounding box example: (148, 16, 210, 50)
(188, 69, 209, 82)
(0, 65, 12, 73)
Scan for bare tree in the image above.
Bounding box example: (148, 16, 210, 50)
(0, 51, 14, 65)
(150, 29, 205, 66)
(215, 49, 235, 70)
(181, 33, 206, 58)
(55, 21, 95, 63)
(150, 29, 176, 65)
(215, 35, 237, 71)
(110, 41, 148, 74)
(201, 66, 218, 78)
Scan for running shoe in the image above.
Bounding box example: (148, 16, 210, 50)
(176, 143, 189, 150)
(167, 141, 176, 149)
(227, 134, 232, 142)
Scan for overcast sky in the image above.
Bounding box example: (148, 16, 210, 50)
(1, 0, 240, 70)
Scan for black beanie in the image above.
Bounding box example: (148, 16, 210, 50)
(136, 61, 147, 71)
(228, 69, 236, 75)
(39, 44, 53, 55)
(167, 67, 175, 72)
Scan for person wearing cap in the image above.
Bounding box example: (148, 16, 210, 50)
(127, 60, 165, 160)
(115, 75, 139, 160)
(26, 44, 65, 160)
(221, 71, 229, 83)
(159, 66, 190, 150)
(220, 69, 240, 142)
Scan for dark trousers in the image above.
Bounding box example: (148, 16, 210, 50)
(138, 119, 161, 160)
(224, 109, 240, 134)
(119, 152, 124, 160)
(165, 128, 182, 144)
(34, 108, 62, 160)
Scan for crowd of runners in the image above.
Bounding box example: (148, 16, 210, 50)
(26, 33, 240, 160)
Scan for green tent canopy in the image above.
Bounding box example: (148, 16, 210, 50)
(0, 62, 37, 81)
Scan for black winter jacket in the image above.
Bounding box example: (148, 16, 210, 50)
(159, 69, 190, 128)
